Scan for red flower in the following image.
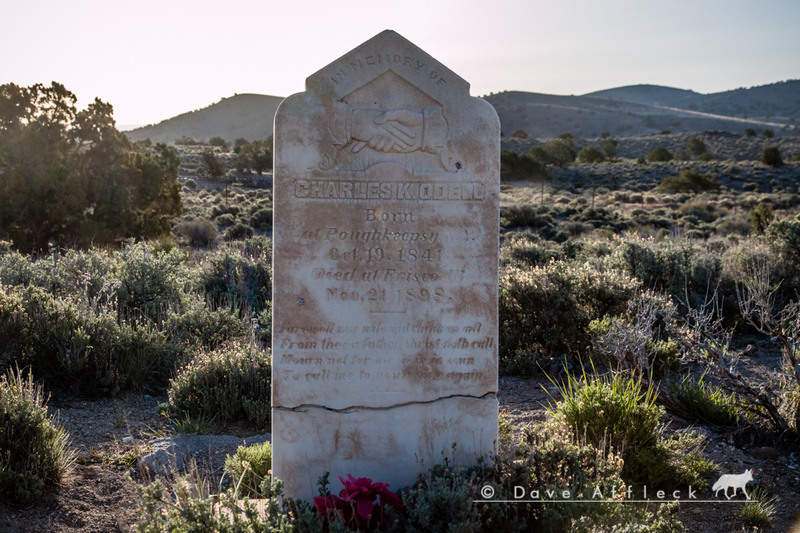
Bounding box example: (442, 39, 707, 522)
(315, 474, 405, 531)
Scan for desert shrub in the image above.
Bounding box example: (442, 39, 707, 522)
(166, 298, 246, 350)
(601, 137, 618, 159)
(550, 369, 712, 489)
(168, 343, 271, 428)
(224, 441, 272, 498)
(552, 370, 662, 458)
(529, 139, 576, 168)
(501, 232, 563, 267)
(110, 320, 177, 392)
(210, 204, 241, 218)
(679, 199, 719, 223)
(657, 169, 721, 193)
(647, 147, 673, 162)
(387, 462, 481, 532)
(738, 486, 777, 528)
(500, 205, 561, 240)
(623, 431, 716, 490)
(669, 372, 741, 427)
(615, 238, 722, 301)
(198, 242, 272, 316)
(136, 475, 316, 533)
(224, 223, 255, 241)
(715, 214, 751, 236)
(499, 262, 638, 375)
(697, 151, 715, 161)
(389, 423, 680, 532)
(761, 146, 783, 167)
(749, 202, 774, 234)
(17, 286, 176, 395)
(208, 136, 229, 148)
(0, 286, 30, 370)
(250, 207, 273, 232)
(673, 149, 691, 161)
(175, 218, 217, 248)
(114, 242, 187, 323)
(590, 294, 678, 377)
(500, 150, 550, 181)
(686, 136, 706, 156)
(576, 145, 605, 164)
(571, 206, 630, 233)
(0, 368, 75, 506)
(214, 212, 237, 228)
(743, 128, 756, 137)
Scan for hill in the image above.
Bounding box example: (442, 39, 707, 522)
(123, 81, 799, 144)
(125, 93, 283, 144)
(586, 80, 800, 122)
(485, 81, 798, 140)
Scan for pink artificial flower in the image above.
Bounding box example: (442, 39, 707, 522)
(315, 474, 405, 531)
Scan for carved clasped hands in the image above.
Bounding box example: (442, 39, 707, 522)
(350, 108, 424, 153)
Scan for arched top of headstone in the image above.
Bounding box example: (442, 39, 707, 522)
(305, 29, 470, 100)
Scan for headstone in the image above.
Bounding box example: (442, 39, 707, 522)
(272, 30, 499, 501)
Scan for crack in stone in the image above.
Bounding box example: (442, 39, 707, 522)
(273, 392, 497, 413)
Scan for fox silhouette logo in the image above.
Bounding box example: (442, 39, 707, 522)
(712, 469, 753, 499)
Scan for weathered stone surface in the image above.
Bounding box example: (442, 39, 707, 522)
(139, 433, 271, 476)
(272, 30, 499, 501)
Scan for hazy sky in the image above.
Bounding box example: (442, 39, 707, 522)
(2, 0, 798, 127)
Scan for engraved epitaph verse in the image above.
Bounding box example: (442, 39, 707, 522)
(272, 30, 500, 501)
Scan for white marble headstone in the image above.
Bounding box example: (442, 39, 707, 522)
(272, 30, 499, 501)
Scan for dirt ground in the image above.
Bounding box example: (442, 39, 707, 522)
(2, 377, 799, 532)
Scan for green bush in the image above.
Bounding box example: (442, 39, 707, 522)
(647, 146, 673, 163)
(500, 150, 550, 181)
(175, 218, 217, 248)
(615, 237, 723, 300)
(686, 137, 706, 156)
(551, 370, 663, 458)
(114, 242, 187, 323)
(576, 145, 605, 164)
(214, 213, 237, 228)
(136, 475, 315, 533)
(18, 286, 176, 395)
(250, 208, 273, 232)
(657, 169, 721, 193)
(529, 139, 576, 167)
(551, 369, 715, 490)
(168, 343, 271, 428)
(761, 146, 783, 167)
(669, 373, 741, 427)
(224, 441, 272, 498)
(167, 298, 246, 350)
(0, 286, 30, 370)
(198, 240, 272, 316)
(224, 223, 255, 241)
(499, 262, 638, 375)
(0, 368, 75, 506)
(738, 486, 777, 528)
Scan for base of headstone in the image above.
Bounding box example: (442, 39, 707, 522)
(273, 396, 498, 501)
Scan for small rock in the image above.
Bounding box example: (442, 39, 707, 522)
(122, 436, 133, 444)
(750, 446, 782, 461)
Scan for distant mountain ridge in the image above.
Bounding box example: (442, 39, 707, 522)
(125, 94, 283, 144)
(123, 80, 799, 143)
